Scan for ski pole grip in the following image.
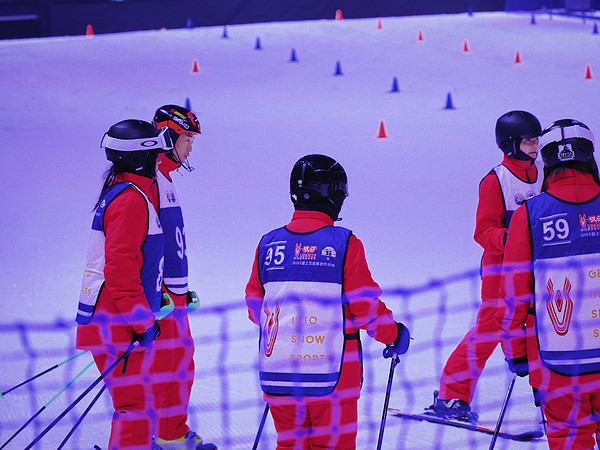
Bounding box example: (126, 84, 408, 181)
(158, 292, 175, 319)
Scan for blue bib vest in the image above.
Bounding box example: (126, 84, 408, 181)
(157, 170, 188, 296)
(492, 161, 542, 228)
(528, 191, 600, 375)
(257, 225, 351, 396)
(76, 182, 164, 324)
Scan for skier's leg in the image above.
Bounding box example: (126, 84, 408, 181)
(93, 349, 155, 449)
(439, 298, 500, 403)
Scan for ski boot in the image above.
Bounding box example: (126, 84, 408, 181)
(152, 430, 217, 450)
(425, 390, 478, 422)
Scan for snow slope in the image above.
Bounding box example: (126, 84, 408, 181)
(1, 10, 599, 449)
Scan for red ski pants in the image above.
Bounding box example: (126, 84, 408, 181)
(151, 304, 196, 441)
(269, 395, 359, 449)
(93, 348, 156, 450)
(540, 387, 600, 449)
(439, 298, 499, 403)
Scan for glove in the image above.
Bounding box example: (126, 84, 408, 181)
(186, 290, 200, 312)
(383, 322, 410, 358)
(506, 355, 529, 377)
(132, 320, 161, 348)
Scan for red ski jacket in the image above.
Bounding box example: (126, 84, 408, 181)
(475, 154, 539, 299)
(499, 169, 600, 390)
(76, 172, 160, 351)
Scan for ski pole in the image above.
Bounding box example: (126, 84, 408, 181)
(57, 384, 107, 450)
(377, 353, 399, 450)
(252, 403, 270, 450)
(1, 350, 88, 398)
(24, 300, 174, 450)
(488, 373, 517, 450)
(0, 360, 95, 450)
(23, 341, 138, 450)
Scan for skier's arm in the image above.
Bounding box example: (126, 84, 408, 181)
(498, 204, 532, 360)
(344, 235, 398, 345)
(474, 172, 507, 255)
(103, 187, 156, 334)
(244, 245, 264, 325)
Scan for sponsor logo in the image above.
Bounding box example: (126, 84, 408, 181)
(140, 139, 159, 147)
(262, 301, 280, 357)
(169, 109, 191, 130)
(557, 143, 575, 162)
(294, 243, 318, 260)
(545, 277, 573, 336)
(514, 190, 537, 206)
(579, 213, 600, 231)
(321, 246, 337, 258)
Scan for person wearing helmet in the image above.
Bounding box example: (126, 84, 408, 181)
(149, 105, 216, 450)
(75, 119, 173, 449)
(429, 111, 543, 421)
(244, 154, 410, 448)
(499, 119, 600, 448)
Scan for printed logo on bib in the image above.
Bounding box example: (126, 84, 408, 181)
(321, 246, 336, 258)
(580, 214, 600, 237)
(514, 190, 537, 206)
(546, 277, 574, 336)
(167, 190, 176, 204)
(263, 300, 280, 357)
(295, 244, 317, 260)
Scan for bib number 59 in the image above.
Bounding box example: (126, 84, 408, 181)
(543, 218, 569, 242)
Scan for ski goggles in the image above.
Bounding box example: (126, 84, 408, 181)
(100, 126, 174, 153)
(539, 124, 595, 150)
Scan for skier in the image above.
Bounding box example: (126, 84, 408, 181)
(75, 119, 172, 449)
(245, 154, 410, 448)
(150, 105, 216, 450)
(500, 119, 600, 449)
(428, 111, 542, 420)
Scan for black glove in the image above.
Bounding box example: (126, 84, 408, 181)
(383, 322, 410, 358)
(132, 320, 161, 348)
(186, 290, 200, 312)
(506, 355, 529, 377)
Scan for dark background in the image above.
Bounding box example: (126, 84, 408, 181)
(1, 0, 598, 40)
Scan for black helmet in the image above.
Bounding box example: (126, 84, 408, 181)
(101, 119, 173, 178)
(495, 110, 542, 161)
(153, 105, 201, 171)
(539, 119, 595, 169)
(290, 154, 348, 221)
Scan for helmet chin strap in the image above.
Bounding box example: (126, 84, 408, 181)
(511, 140, 535, 162)
(168, 149, 195, 172)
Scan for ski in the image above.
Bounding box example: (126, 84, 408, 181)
(389, 408, 544, 442)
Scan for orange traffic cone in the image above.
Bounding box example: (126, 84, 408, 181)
(463, 39, 470, 53)
(514, 50, 522, 64)
(191, 59, 200, 73)
(585, 64, 593, 80)
(335, 9, 343, 21)
(377, 121, 388, 139)
(377, 17, 383, 29)
(85, 24, 94, 37)
(417, 29, 424, 41)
